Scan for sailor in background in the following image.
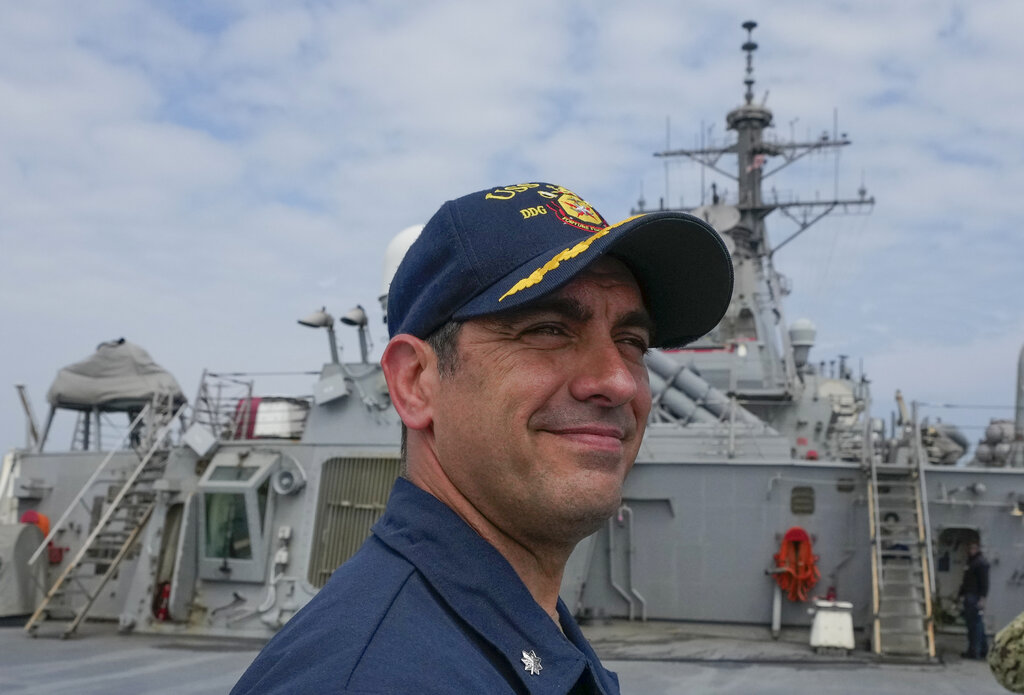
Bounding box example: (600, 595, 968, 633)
(230, 182, 732, 694)
(959, 540, 990, 659)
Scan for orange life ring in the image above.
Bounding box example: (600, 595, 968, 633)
(772, 526, 820, 602)
(20, 509, 50, 539)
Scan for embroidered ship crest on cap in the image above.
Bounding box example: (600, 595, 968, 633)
(549, 191, 606, 232)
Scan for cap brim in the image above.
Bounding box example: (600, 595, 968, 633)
(453, 211, 734, 348)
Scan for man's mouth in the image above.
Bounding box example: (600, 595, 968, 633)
(543, 425, 626, 452)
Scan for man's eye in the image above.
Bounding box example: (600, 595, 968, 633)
(618, 336, 650, 356)
(525, 323, 568, 337)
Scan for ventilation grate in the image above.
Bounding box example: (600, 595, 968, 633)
(790, 486, 815, 515)
(307, 456, 401, 587)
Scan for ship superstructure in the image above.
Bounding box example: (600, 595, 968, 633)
(637, 21, 877, 461)
(1, 21, 1022, 665)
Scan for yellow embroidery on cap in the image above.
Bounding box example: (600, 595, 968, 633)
(497, 213, 648, 302)
(498, 228, 610, 301)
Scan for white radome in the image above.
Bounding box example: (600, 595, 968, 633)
(379, 224, 424, 315)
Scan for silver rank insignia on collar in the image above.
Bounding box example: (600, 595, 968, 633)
(521, 650, 543, 676)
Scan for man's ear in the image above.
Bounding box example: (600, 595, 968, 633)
(381, 334, 438, 431)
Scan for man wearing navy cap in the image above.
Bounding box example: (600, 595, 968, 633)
(232, 182, 733, 694)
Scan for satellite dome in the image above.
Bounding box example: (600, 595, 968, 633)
(789, 319, 817, 369)
(379, 225, 424, 317)
(789, 319, 817, 347)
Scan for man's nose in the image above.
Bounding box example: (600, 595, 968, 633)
(568, 337, 643, 407)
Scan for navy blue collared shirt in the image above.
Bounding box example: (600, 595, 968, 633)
(231, 478, 619, 694)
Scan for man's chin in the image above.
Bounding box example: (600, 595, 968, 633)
(562, 493, 623, 537)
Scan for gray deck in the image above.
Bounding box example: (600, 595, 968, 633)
(0, 621, 1007, 694)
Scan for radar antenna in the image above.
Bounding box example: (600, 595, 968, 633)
(646, 20, 875, 258)
(742, 20, 758, 106)
(637, 20, 877, 395)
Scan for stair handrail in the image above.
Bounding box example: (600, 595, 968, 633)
(863, 405, 883, 654)
(27, 404, 151, 566)
(911, 400, 938, 658)
(56, 402, 186, 573)
(865, 407, 885, 591)
(28, 403, 185, 608)
(24, 402, 185, 635)
(910, 400, 937, 597)
(62, 505, 156, 638)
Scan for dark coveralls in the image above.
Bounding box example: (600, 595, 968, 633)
(959, 550, 990, 658)
(231, 478, 620, 694)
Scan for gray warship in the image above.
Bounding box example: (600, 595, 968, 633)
(2, 22, 1022, 667)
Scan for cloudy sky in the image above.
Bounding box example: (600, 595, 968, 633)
(1, 1, 1021, 454)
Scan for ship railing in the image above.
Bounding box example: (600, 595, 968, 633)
(67, 411, 146, 453)
(190, 369, 317, 442)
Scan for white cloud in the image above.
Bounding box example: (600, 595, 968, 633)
(1, 1, 1022, 454)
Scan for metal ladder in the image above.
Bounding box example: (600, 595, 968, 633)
(866, 421, 936, 659)
(70, 409, 96, 451)
(24, 396, 184, 638)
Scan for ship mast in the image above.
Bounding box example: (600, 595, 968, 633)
(645, 20, 874, 396)
(653, 21, 873, 256)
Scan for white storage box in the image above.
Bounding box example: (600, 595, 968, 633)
(809, 600, 855, 651)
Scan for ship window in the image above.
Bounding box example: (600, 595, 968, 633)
(308, 456, 401, 588)
(204, 493, 252, 559)
(209, 465, 259, 482)
(197, 449, 280, 583)
(790, 486, 815, 514)
(836, 478, 856, 493)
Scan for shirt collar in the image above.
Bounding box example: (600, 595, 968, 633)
(372, 478, 614, 694)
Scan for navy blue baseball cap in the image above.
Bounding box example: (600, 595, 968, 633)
(387, 182, 734, 348)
